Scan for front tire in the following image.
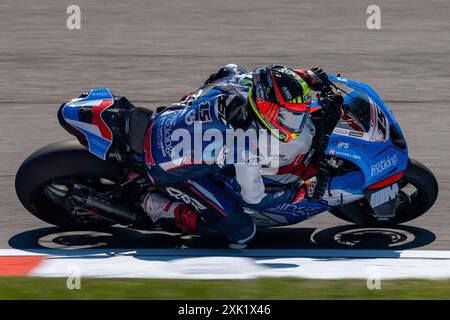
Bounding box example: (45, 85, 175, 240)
(15, 140, 124, 229)
(330, 158, 439, 226)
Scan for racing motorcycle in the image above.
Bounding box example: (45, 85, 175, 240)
(15, 75, 439, 235)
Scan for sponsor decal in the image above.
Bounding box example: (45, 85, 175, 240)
(184, 109, 196, 125)
(166, 187, 207, 212)
(156, 111, 179, 158)
(334, 128, 348, 135)
(335, 151, 351, 158)
(255, 84, 266, 101)
(369, 183, 399, 208)
(90, 137, 109, 149)
(304, 93, 312, 104)
(90, 90, 110, 98)
(170, 121, 280, 168)
(376, 107, 387, 139)
(281, 86, 292, 100)
(348, 131, 364, 138)
(268, 203, 324, 218)
(371, 154, 398, 176)
(369, 106, 389, 142)
(216, 95, 228, 124)
(198, 101, 212, 122)
(334, 151, 361, 160)
(337, 141, 350, 149)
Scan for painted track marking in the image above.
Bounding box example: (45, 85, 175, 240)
(1, 249, 450, 279)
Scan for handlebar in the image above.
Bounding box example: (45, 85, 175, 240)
(317, 86, 344, 112)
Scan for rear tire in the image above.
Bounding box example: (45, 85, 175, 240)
(15, 140, 124, 229)
(330, 158, 438, 226)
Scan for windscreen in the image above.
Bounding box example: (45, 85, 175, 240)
(333, 82, 373, 133)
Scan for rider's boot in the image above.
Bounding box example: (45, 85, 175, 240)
(140, 193, 224, 239)
(226, 221, 256, 250)
(141, 193, 198, 233)
(141, 193, 256, 249)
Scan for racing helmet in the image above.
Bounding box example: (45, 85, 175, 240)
(248, 65, 312, 142)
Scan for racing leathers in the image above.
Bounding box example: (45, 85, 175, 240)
(140, 64, 325, 246)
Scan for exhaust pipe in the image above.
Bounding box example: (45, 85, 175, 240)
(71, 187, 138, 225)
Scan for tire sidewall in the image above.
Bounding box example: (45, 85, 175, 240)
(15, 140, 123, 228)
(330, 158, 438, 226)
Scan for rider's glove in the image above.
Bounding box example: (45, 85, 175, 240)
(290, 177, 320, 203)
(319, 93, 344, 112)
(290, 179, 317, 203)
(306, 66, 330, 91)
(290, 181, 307, 204)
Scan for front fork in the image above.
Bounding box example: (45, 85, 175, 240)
(309, 91, 345, 199)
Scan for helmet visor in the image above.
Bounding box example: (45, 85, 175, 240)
(277, 106, 309, 133)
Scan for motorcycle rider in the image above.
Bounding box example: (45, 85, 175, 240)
(140, 64, 341, 248)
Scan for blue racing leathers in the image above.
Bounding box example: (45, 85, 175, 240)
(141, 64, 315, 243)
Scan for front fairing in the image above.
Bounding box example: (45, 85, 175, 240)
(212, 75, 410, 227)
(324, 75, 408, 189)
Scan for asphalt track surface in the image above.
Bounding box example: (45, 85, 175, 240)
(0, 0, 449, 251)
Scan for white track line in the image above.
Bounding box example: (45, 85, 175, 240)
(1, 249, 450, 279)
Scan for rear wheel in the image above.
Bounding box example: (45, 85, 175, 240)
(330, 158, 439, 226)
(15, 140, 124, 229)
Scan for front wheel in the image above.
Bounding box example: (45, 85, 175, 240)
(15, 140, 124, 229)
(330, 158, 439, 226)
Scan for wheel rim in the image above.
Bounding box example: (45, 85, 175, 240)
(332, 176, 427, 225)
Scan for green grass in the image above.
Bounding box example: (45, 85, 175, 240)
(0, 277, 449, 299)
